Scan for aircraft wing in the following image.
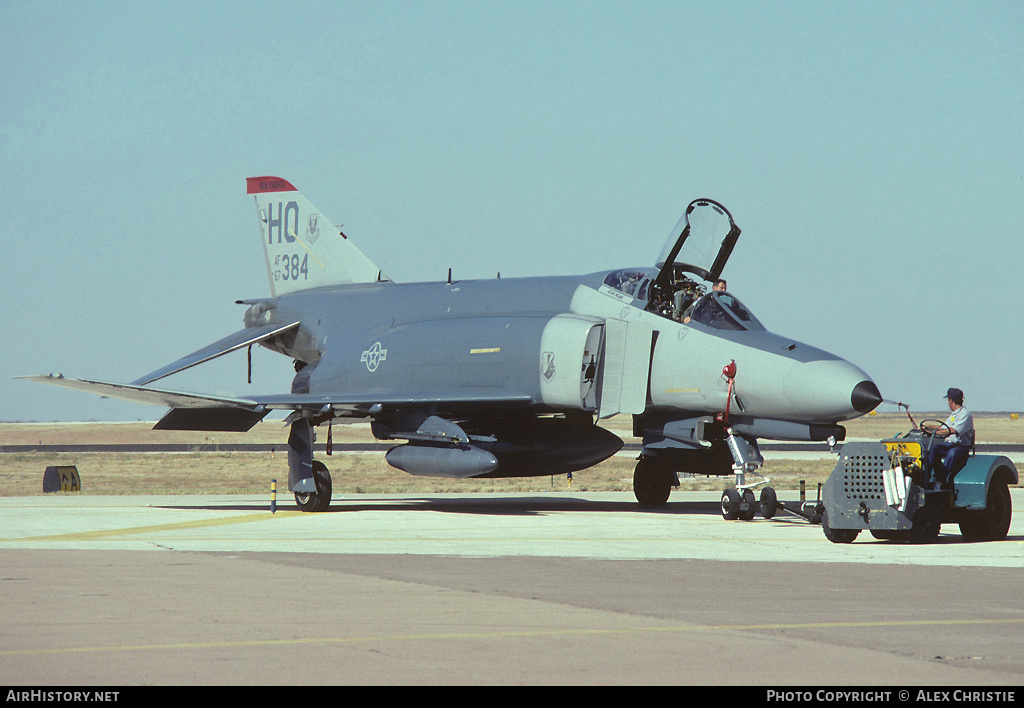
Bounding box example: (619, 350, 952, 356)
(253, 390, 535, 412)
(130, 321, 300, 386)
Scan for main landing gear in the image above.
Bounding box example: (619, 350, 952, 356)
(294, 460, 333, 512)
(632, 457, 675, 507)
(289, 418, 334, 512)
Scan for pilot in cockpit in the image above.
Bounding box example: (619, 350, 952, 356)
(683, 278, 727, 323)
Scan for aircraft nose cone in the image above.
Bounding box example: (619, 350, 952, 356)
(780, 356, 880, 422)
(851, 380, 882, 414)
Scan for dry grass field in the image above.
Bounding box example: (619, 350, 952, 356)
(1, 413, 1020, 498)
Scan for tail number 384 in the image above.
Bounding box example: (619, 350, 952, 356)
(273, 254, 309, 282)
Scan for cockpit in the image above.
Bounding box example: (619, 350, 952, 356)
(689, 291, 765, 331)
(602, 269, 648, 299)
(605, 198, 764, 332)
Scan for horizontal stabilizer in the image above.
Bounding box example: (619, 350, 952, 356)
(130, 321, 300, 386)
(22, 375, 533, 416)
(22, 375, 261, 410)
(154, 407, 270, 432)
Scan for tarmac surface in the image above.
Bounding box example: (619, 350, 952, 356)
(1, 490, 1022, 686)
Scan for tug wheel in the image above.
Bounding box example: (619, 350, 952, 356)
(959, 478, 1012, 541)
(907, 504, 941, 543)
(821, 509, 859, 544)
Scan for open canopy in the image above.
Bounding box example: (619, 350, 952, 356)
(643, 199, 742, 322)
(654, 198, 740, 282)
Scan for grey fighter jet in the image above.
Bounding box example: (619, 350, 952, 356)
(26, 176, 882, 512)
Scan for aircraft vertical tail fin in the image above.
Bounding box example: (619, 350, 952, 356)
(247, 176, 386, 296)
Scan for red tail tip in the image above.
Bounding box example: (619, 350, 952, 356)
(246, 176, 297, 194)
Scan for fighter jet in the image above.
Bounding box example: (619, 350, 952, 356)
(26, 176, 882, 513)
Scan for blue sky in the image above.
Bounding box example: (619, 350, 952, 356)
(2, 0, 1022, 421)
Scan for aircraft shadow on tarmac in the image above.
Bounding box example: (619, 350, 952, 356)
(156, 496, 725, 517)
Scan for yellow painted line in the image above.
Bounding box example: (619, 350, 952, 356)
(470, 347, 501, 354)
(1, 510, 304, 543)
(664, 387, 700, 393)
(3, 617, 1023, 657)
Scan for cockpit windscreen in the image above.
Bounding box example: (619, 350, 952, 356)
(603, 269, 648, 298)
(690, 292, 765, 331)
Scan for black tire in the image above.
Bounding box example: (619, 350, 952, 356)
(907, 504, 941, 543)
(759, 487, 778, 519)
(295, 460, 332, 512)
(821, 508, 859, 544)
(633, 458, 672, 507)
(959, 478, 1012, 541)
(721, 488, 741, 520)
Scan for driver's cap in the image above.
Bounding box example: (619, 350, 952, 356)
(945, 387, 964, 404)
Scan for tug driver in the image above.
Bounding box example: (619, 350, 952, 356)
(920, 387, 974, 490)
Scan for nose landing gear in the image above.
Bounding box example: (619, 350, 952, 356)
(719, 429, 775, 521)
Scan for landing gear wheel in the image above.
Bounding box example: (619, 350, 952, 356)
(721, 488, 741, 520)
(633, 457, 672, 507)
(959, 478, 1011, 541)
(759, 487, 778, 519)
(740, 489, 757, 521)
(821, 508, 859, 544)
(294, 460, 332, 512)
